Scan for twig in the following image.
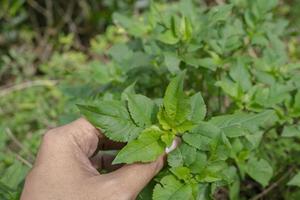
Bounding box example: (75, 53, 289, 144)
(5, 128, 35, 160)
(0, 80, 58, 97)
(7, 148, 33, 168)
(45, 0, 54, 26)
(26, 0, 47, 17)
(250, 167, 294, 200)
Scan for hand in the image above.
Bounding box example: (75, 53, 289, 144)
(21, 118, 177, 200)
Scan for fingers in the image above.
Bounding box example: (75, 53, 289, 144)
(43, 118, 125, 157)
(53, 118, 101, 157)
(90, 152, 123, 171)
(98, 137, 180, 198)
(103, 155, 166, 198)
(165, 137, 181, 153)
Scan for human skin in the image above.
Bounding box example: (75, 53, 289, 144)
(21, 118, 178, 200)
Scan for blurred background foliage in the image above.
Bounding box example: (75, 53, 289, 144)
(1, 0, 300, 199)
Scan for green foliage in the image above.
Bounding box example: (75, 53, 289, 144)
(288, 172, 300, 187)
(2, 0, 300, 199)
(80, 73, 278, 198)
(78, 0, 300, 198)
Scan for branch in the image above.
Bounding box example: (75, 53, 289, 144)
(26, 0, 47, 17)
(5, 128, 35, 160)
(0, 80, 58, 97)
(7, 148, 33, 168)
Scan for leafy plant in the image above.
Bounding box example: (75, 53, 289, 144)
(76, 0, 300, 198)
(79, 72, 275, 199)
(1, 0, 300, 199)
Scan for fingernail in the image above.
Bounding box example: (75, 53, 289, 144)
(165, 138, 180, 154)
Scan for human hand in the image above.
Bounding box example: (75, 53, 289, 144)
(21, 118, 178, 200)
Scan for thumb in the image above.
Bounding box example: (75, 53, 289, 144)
(106, 155, 165, 199)
(104, 138, 180, 198)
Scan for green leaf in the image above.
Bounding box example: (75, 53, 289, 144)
(195, 184, 212, 200)
(113, 126, 165, 164)
(113, 13, 148, 37)
(210, 110, 275, 134)
(164, 52, 181, 75)
(163, 71, 190, 123)
(182, 122, 221, 151)
(0, 160, 28, 188)
(194, 57, 218, 71)
(288, 172, 300, 187)
(246, 157, 273, 187)
(158, 72, 195, 133)
(161, 132, 175, 147)
(121, 82, 136, 101)
(153, 175, 193, 200)
(157, 30, 179, 45)
(168, 143, 197, 167)
(179, 16, 193, 41)
(255, 0, 278, 14)
(127, 94, 156, 127)
(108, 43, 133, 63)
(294, 91, 300, 109)
(215, 78, 240, 98)
(78, 101, 143, 142)
(189, 151, 207, 174)
(189, 92, 206, 123)
(197, 161, 228, 183)
(282, 125, 300, 138)
(221, 124, 246, 138)
(170, 166, 191, 181)
(158, 108, 195, 133)
(229, 60, 252, 92)
(208, 4, 233, 24)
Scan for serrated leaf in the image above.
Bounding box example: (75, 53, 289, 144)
(127, 94, 156, 127)
(161, 133, 175, 147)
(182, 122, 221, 151)
(153, 175, 193, 200)
(179, 16, 193, 41)
(78, 101, 142, 142)
(113, 13, 148, 37)
(210, 110, 275, 134)
(121, 82, 136, 101)
(288, 172, 300, 187)
(113, 126, 165, 164)
(163, 72, 190, 122)
(158, 72, 196, 133)
(246, 157, 273, 187)
(282, 125, 300, 138)
(221, 124, 247, 138)
(229, 60, 252, 92)
(168, 143, 197, 167)
(189, 151, 207, 174)
(294, 91, 300, 109)
(170, 166, 191, 181)
(215, 78, 240, 98)
(157, 30, 179, 45)
(197, 161, 227, 183)
(189, 92, 206, 123)
(158, 104, 195, 134)
(208, 4, 233, 24)
(164, 52, 181, 75)
(108, 43, 133, 63)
